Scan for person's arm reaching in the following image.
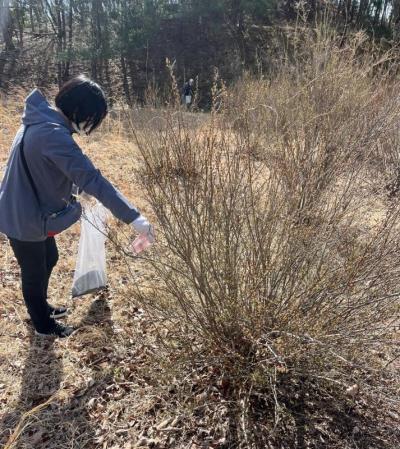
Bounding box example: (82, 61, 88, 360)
(43, 128, 153, 237)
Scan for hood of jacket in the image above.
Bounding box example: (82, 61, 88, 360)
(22, 89, 73, 132)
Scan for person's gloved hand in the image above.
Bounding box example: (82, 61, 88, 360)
(79, 191, 92, 201)
(131, 215, 155, 243)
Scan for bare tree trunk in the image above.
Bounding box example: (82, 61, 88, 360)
(373, 0, 382, 26)
(392, 0, 400, 39)
(29, 1, 35, 32)
(120, 54, 131, 105)
(0, 0, 15, 87)
(55, 0, 63, 85)
(63, 0, 73, 81)
(227, 0, 247, 66)
(381, 0, 389, 27)
(14, 0, 24, 47)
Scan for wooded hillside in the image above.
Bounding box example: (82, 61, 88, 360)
(1, 0, 399, 106)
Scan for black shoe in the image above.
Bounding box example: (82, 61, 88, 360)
(49, 304, 69, 319)
(35, 322, 75, 338)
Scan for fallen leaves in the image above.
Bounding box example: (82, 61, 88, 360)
(346, 384, 360, 399)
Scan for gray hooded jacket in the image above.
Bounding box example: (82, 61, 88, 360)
(0, 89, 140, 241)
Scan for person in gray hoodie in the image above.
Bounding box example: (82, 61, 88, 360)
(0, 75, 154, 338)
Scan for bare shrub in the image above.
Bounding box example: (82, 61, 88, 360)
(127, 28, 400, 448)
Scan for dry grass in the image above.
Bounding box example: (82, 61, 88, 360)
(0, 26, 399, 449)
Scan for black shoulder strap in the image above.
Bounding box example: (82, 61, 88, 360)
(19, 125, 41, 206)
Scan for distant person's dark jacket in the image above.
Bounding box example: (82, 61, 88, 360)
(183, 83, 193, 96)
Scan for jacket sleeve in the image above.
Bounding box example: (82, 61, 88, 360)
(43, 128, 140, 224)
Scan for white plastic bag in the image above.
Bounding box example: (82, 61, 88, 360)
(72, 202, 109, 298)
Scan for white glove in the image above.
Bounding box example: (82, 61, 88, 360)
(79, 191, 92, 201)
(131, 215, 155, 243)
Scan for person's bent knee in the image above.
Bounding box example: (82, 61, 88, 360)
(46, 238, 59, 269)
(48, 250, 59, 269)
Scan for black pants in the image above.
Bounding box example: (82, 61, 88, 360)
(9, 237, 59, 332)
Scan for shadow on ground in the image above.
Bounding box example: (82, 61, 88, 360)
(227, 375, 400, 449)
(0, 293, 115, 448)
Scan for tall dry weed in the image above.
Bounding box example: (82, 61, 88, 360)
(126, 27, 400, 447)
